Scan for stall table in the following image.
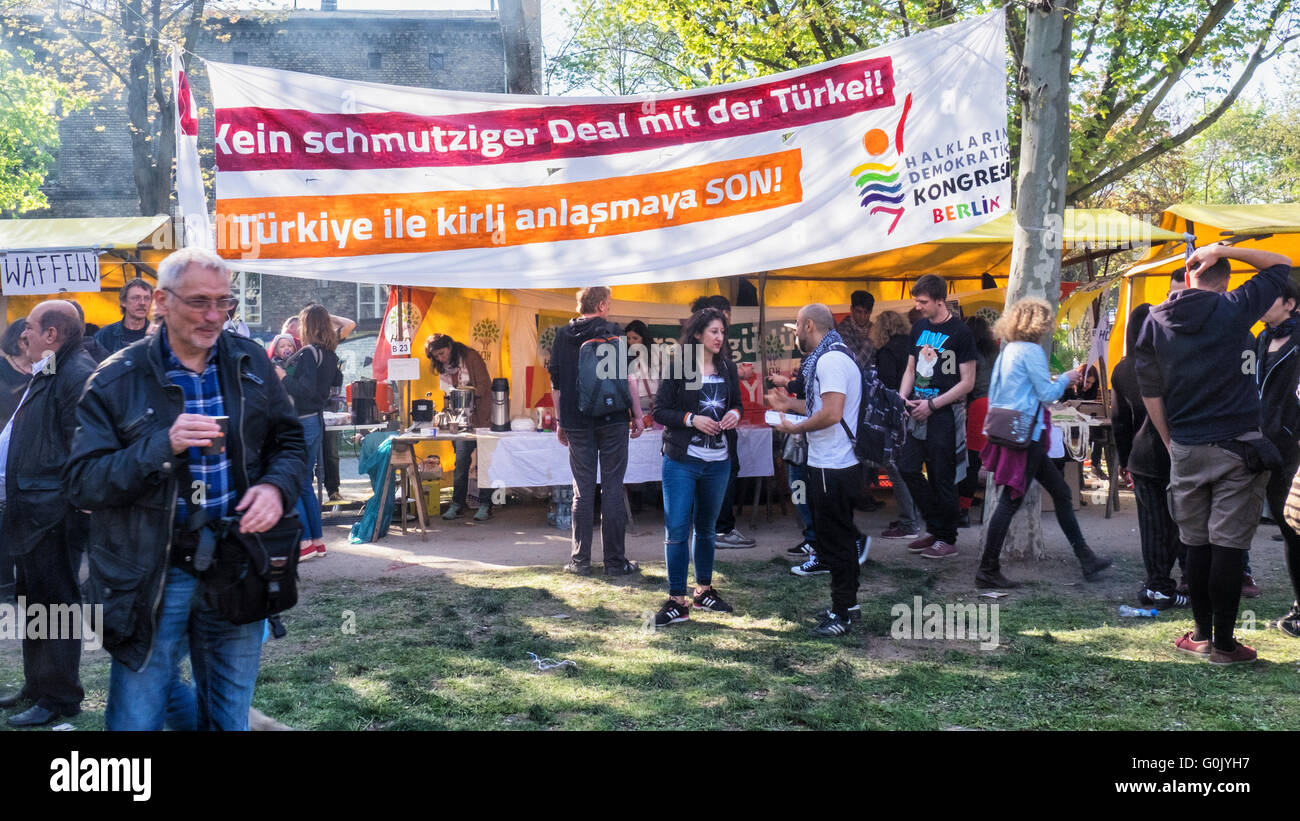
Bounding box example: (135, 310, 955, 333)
(475, 426, 774, 487)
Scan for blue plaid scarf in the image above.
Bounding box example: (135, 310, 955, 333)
(800, 328, 846, 414)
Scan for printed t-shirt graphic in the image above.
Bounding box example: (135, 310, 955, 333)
(908, 315, 976, 401)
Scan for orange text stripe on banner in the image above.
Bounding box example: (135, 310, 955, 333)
(216, 149, 803, 259)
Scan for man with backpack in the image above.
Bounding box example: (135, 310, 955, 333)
(767, 304, 864, 637)
(549, 286, 645, 577)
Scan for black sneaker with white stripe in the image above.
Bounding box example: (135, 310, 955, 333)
(811, 611, 853, 637)
(1138, 587, 1190, 609)
(693, 587, 733, 613)
(791, 556, 829, 576)
(654, 599, 690, 627)
(786, 539, 816, 559)
(857, 535, 871, 565)
(814, 604, 861, 622)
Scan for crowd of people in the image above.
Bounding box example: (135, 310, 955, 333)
(0, 240, 1296, 731)
(0, 248, 361, 728)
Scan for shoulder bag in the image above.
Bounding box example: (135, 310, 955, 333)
(982, 350, 1038, 450)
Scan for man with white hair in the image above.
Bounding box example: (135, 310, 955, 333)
(66, 247, 306, 730)
(0, 300, 97, 726)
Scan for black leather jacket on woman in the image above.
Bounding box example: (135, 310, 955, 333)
(653, 352, 744, 472)
(64, 329, 306, 671)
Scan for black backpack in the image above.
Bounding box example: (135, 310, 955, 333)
(576, 332, 631, 416)
(820, 343, 910, 467)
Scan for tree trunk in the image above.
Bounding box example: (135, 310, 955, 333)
(979, 0, 1071, 562)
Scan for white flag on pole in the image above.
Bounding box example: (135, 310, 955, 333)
(173, 46, 212, 249)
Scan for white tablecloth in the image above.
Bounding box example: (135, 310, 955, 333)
(476, 426, 774, 487)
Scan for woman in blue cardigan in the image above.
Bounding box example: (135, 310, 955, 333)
(977, 298, 1114, 589)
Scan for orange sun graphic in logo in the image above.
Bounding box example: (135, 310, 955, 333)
(850, 93, 912, 234)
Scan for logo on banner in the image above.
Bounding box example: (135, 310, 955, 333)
(850, 92, 912, 234)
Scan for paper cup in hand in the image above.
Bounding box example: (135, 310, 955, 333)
(203, 416, 229, 456)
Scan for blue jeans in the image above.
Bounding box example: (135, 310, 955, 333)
(294, 412, 323, 541)
(106, 568, 264, 731)
(661, 455, 731, 596)
(786, 461, 816, 543)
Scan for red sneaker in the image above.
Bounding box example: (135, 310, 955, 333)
(298, 544, 317, 563)
(907, 533, 937, 553)
(314, 542, 327, 557)
(882, 526, 921, 540)
(1209, 642, 1257, 665)
(920, 541, 958, 559)
(1173, 631, 1210, 657)
(1242, 574, 1261, 598)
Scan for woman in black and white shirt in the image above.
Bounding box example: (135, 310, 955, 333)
(651, 308, 744, 627)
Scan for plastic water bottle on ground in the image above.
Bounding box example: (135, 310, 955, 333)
(1117, 605, 1158, 618)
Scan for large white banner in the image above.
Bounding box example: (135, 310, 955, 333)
(204, 11, 1009, 287)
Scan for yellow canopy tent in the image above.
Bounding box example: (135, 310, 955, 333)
(0, 216, 171, 331)
(1107, 204, 1300, 371)
(402, 208, 1179, 433)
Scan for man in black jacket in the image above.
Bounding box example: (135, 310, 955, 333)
(1136, 243, 1292, 665)
(0, 300, 97, 726)
(65, 248, 306, 730)
(549, 286, 644, 577)
(1254, 277, 1300, 637)
(94, 277, 153, 354)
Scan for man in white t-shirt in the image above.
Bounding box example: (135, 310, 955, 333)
(767, 303, 864, 637)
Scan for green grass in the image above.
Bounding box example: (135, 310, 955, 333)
(3, 557, 1298, 730)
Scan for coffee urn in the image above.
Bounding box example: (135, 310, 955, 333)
(490, 378, 510, 432)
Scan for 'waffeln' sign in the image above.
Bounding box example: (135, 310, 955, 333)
(2, 251, 101, 295)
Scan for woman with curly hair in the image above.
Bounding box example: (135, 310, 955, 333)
(426, 333, 493, 521)
(976, 298, 1113, 589)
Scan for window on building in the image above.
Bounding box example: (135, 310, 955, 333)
(428, 53, 444, 71)
(233, 51, 249, 65)
(358, 284, 389, 321)
(232, 271, 262, 327)
(368, 52, 382, 70)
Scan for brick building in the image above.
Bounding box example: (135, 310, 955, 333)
(26, 6, 541, 340)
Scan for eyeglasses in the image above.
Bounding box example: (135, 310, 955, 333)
(163, 288, 239, 312)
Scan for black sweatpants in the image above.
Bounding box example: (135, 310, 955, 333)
(899, 406, 960, 544)
(1266, 457, 1300, 605)
(1131, 474, 1185, 596)
(1184, 543, 1246, 652)
(323, 429, 341, 495)
(808, 464, 864, 618)
(14, 520, 84, 712)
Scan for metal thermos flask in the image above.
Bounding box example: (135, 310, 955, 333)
(490, 378, 510, 431)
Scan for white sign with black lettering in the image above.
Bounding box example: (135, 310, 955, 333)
(390, 339, 411, 356)
(1, 251, 101, 295)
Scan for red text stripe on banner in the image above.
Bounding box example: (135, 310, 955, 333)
(215, 57, 893, 171)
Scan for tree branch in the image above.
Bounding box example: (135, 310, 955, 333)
(1069, 22, 1294, 202)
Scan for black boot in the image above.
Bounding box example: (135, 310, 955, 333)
(975, 568, 1021, 589)
(1074, 544, 1113, 580)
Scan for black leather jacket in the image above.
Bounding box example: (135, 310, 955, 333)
(64, 329, 306, 671)
(653, 354, 744, 471)
(1, 339, 96, 556)
(1256, 326, 1300, 464)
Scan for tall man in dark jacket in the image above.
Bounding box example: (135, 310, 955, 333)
(0, 300, 97, 726)
(65, 247, 306, 730)
(550, 286, 644, 576)
(1135, 243, 1292, 665)
(1112, 303, 1185, 609)
(1254, 277, 1300, 637)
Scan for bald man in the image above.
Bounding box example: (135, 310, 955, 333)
(0, 300, 96, 726)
